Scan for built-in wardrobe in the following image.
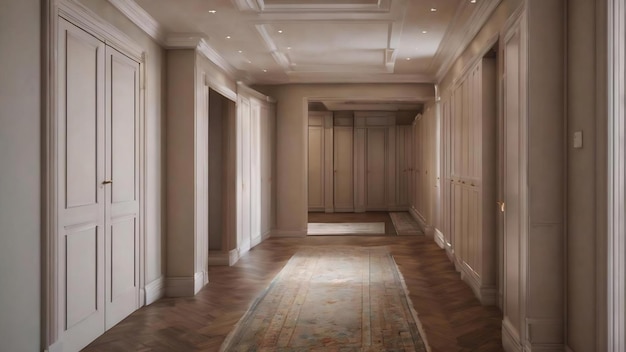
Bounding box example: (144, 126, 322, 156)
(441, 56, 497, 305)
(308, 111, 413, 213)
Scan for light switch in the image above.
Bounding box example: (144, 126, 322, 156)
(573, 131, 583, 149)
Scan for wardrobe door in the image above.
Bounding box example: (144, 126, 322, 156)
(57, 18, 106, 351)
(366, 128, 387, 210)
(333, 126, 354, 211)
(104, 46, 140, 329)
(308, 125, 325, 211)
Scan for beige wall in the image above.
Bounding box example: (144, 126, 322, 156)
(78, 0, 168, 285)
(254, 84, 434, 235)
(567, 0, 607, 351)
(0, 1, 41, 351)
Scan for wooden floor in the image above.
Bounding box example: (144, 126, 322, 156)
(84, 215, 503, 352)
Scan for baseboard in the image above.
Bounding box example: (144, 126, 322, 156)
(251, 229, 272, 248)
(502, 318, 523, 352)
(459, 262, 497, 305)
(409, 208, 434, 237)
(324, 207, 334, 213)
(145, 276, 165, 305)
(434, 229, 445, 249)
(229, 248, 241, 265)
(525, 318, 563, 350)
(165, 274, 204, 297)
(208, 250, 231, 266)
(271, 229, 307, 237)
(194, 271, 207, 294)
(45, 340, 63, 352)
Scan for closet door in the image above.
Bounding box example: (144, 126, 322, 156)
(308, 125, 324, 210)
(57, 18, 106, 351)
(104, 46, 140, 329)
(333, 126, 353, 211)
(366, 128, 387, 210)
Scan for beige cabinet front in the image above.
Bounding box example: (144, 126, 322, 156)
(333, 126, 354, 211)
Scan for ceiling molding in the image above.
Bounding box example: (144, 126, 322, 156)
(230, 0, 262, 12)
(432, 0, 503, 82)
(244, 0, 391, 13)
(107, 0, 166, 42)
(107, 0, 240, 80)
(273, 72, 435, 84)
(164, 34, 239, 78)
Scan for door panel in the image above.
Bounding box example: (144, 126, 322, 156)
(308, 126, 324, 210)
(333, 126, 353, 210)
(366, 128, 386, 209)
(105, 46, 140, 329)
(57, 18, 106, 351)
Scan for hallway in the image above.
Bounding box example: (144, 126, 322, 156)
(83, 232, 502, 351)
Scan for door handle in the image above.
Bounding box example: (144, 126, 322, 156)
(102, 180, 113, 185)
(497, 201, 505, 213)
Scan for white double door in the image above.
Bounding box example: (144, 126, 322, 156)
(57, 18, 140, 351)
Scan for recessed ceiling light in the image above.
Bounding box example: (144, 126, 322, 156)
(248, 60, 252, 64)
(226, 35, 231, 39)
(238, 50, 243, 53)
(287, 46, 292, 50)
(422, 30, 428, 34)
(263, 69, 268, 72)
(208, 10, 217, 13)
(406, 57, 411, 61)
(430, 7, 437, 12)
(470, 0, 477, 3)
(278, 29, 283, 34)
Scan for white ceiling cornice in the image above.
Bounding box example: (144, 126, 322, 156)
(277, 72, 435, 84)
(107, 0, 239, 79)
(432, 0, 503, 82)
(107, 0, 166, 42)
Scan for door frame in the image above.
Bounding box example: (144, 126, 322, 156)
(607, 0, 625, 349)
(42, 0, 146, 349)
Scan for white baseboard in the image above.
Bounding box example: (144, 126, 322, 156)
(525, 318, 563, 349)
(409, 208, 434, 237)
(194, 271, 207, 294)
(208, 250, 230, 266)
(45, 340, 63, 352)
(434, 229, 445, 249)
(145, 276, 165, 305)
(165, 273, 205, 297)
(271, 229, 307, 237)
(251, 229, 271, 248)
(459, 261, 497, 305)
(502, 318, 523, 352)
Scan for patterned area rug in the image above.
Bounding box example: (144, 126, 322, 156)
(220, 246, 429, 352)
(307, 222, 385, 235)
(389, 212, 424, 236)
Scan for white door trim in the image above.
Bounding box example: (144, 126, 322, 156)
(607, 0, 626, 350)
(42, 0, 146, 349)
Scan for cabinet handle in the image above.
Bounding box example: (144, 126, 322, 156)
(497, 201, 505, 213)
(102, 180, 113, 185)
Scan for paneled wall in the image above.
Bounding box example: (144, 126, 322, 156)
(307, 111, 413, 213)
(413, 57, 497, 305)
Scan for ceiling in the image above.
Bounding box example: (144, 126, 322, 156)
(117, 0, 501, 85)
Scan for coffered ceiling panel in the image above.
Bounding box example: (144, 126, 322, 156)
(125, 0, 502, 84)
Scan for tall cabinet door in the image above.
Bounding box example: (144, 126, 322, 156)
(333, 126, 353, 211)
(57, 18, 107, 352)
(366, 128, 387, 210)
(308, 126, 325, 210)
(104, 46, 140, 329)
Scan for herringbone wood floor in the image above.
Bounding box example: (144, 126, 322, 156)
(84, 214, 503, 352)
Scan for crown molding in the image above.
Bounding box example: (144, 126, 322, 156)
(233, 0, 391, 13)
(265, 72, 434, 84)
(107, 0, 166, 42)
(431, 0, 502, 82)
(107, 0, 238, 79)
(237, 81, 277, 103)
